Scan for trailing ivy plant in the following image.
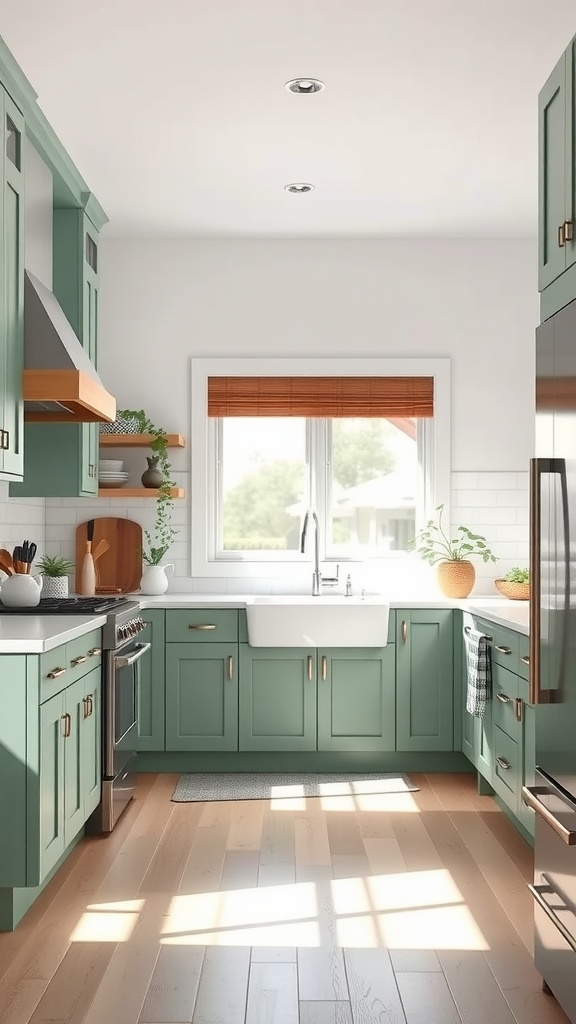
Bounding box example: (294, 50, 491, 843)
(408, 504, 496, 565)
(117, 408, 178, 565)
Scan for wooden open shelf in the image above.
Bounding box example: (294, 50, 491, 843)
(99, 433, 185, 447)
(98, 487, 185, 498)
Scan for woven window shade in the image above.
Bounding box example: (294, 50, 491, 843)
(208, 376, 434, 418)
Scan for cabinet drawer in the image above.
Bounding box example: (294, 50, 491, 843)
(166, 609, 238, 643)
(474, 617, 519, 673)
(40, 629, 102, 702)
(492, 724, 519, 812)
(518, 633, 530, 681)
(491, 663, 520, 743)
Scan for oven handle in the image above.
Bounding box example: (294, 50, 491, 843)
(114, 642, 151, 668)
(529, 877, 576, 955)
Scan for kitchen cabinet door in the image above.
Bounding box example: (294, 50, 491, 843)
(63, 677, 85, 846)
(165, 643, 238, 751)
(317, 646, 395, 751)
(518, 701, 536, 838)
(0, 656, 28, 886)
(239, 645, 317, 751)
(39, 690, 66, 881)
(539, 51, 569, 290)
(82, 670, 101, 819)
(0, 88, 24, 481)
(135, 611, 166, 751)
(474, 700, 494, 783)
(396, 610, 454, 751)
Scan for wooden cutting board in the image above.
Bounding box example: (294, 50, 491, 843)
(75, 518, 143, 595)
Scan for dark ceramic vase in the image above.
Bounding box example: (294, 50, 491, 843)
(141, 456, 163, 488)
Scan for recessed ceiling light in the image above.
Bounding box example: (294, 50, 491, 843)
(284, 183, 315, 193)
(285, 78, 325, 95)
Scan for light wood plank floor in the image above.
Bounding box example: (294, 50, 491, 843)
(0, 772, 570, 1024)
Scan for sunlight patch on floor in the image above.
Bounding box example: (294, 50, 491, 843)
(70, 907, 141, 942)
(377, 904, 488, 950)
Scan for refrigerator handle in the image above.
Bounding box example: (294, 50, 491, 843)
(529, 457, 566, 705)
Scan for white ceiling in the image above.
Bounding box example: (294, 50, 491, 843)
(1, 1, 574, 238)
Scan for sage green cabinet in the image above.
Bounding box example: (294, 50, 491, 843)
(396, 610, 454, 751)
(317, 646, 395, 752)
(165, 642, 238, 751)
(539, 49, 571, 290)
(239, 646, 317, 751)
(518, 699, 536, 837)
(134, 610, 165, 751)
(39, 666, 101, 881)
(0, 86, 24, 480)
(11, 208, 100, 497)
(0, 657, 29, 886)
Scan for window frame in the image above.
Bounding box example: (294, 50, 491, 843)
(191, 357, 450, 579)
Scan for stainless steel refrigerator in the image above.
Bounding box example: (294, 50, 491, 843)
(525, 297, 576, 1019)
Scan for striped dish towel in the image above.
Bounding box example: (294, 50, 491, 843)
(465, 628, 491, 718)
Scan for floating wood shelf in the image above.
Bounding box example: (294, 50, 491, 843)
(98, 488, 185, 498)
(99, 433, 185, 447)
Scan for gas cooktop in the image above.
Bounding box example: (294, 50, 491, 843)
(0, 597, 132, 614)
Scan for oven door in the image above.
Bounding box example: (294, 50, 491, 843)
(105, 640, 151, 778)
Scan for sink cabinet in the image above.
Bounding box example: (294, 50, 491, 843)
(316, 647, 396, 752)
(239, 646, 318, 751)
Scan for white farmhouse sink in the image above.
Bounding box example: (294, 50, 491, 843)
(245, 595, 390, 648)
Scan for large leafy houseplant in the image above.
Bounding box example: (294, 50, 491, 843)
(409, 504, 496, 598)
(117, 408, 178, 565)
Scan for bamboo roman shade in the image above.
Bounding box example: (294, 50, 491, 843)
(208, 376, 434, 418)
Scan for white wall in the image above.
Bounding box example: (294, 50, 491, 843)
(45, 238, 537, 595)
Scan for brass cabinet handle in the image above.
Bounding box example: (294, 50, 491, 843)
(321, 655, 327, 681)
(515, 697, 523, 722)
(2, 430, 9, 451)
(88, 647, 102, 657)
(494, 645, 512, 655)
(189, 623, 217, 630)
(522, 786, 576, 844)
(82, 696, 90, 719)
(71, 655, 87, 667)
(565, 219, 574, 242)
(87, 694, 94, 717)
(559, 223, 566, 247)
(307, 655, 313, 681)
(227, 655, 233, 680)
(496, 756, 511, 770)
(48, 667, 66, 679)
(401, 620, 408, 644)
(521, 655, 529, 665)
(496, 692, 512, 704)
(61, 712, 71, 738)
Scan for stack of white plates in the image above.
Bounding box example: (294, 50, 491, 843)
(98, 471, 129, 488)
(99, 459, 124, 473)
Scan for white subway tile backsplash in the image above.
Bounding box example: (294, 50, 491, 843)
(453, 490, 496, 508)
(479, 472, 519, 490)
(496, 490, 527, 507)
(451, 473, 479, 490)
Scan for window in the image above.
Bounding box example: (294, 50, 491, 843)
(191, 358, 450, 579)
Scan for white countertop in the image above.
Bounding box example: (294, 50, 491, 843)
(0, 594, 530, 654)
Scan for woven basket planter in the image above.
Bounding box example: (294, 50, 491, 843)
(494, 579, 530, 601)
(437, 560, 475, 598)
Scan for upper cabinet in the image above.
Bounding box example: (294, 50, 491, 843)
(0, 86, 24, 481)
(539, 36, 576, 317)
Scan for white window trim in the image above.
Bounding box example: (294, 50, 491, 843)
(190, 356, 450, 579)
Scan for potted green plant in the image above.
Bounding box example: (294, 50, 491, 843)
(408, 504, 496, 598)
(36, 555, 75, 599)
(495, 567, 529, 601)
(115, 408, 178, 594)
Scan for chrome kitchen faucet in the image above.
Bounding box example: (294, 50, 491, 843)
(300, 509, 339, 596)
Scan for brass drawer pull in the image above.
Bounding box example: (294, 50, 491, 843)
(61, 712, 71, 738)
(88, 647, 102, 657)
(83, 696, 90, 719)
(189, 624, 217, 630)
(565, 219, 574, 242)
(521, 655, 529, 665)
(494, 645, 512, 655)
(559, 223, 566, 247)
(321, 655, 327, 681)
(227, 655, 234, 680)
(401, 620, 407, 644)
(496, 693, 512, 704)
(515, 697, 523, 722)
(87, 694, 94, 716)
(307, 655, 313, 681)
(71, 655, 87, 667)
(48, 667, 66, 679)
(496, 756, 512, 770)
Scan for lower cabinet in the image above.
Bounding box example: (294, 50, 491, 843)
(135, 610, 166, 751)
(165, 642, 238, 751)
(317, 646, 396, 752)
(396, 610, 454, 751)
(239, 647, 317, 751)
(39, 667, 101, 882)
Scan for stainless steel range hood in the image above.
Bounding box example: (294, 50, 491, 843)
(22, 270, 116, 423)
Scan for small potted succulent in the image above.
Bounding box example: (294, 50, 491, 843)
(409, 504, 496, 598)
(494, 567, 529, 601)
(36, 555, 75, 599)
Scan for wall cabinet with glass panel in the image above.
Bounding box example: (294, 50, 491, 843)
(0, 86, 24, 481)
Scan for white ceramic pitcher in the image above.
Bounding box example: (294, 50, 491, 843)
(139, 563, 174, 596)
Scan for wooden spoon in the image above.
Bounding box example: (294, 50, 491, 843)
(0, 557, 14, 576)
(0, 548, 14, 572)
